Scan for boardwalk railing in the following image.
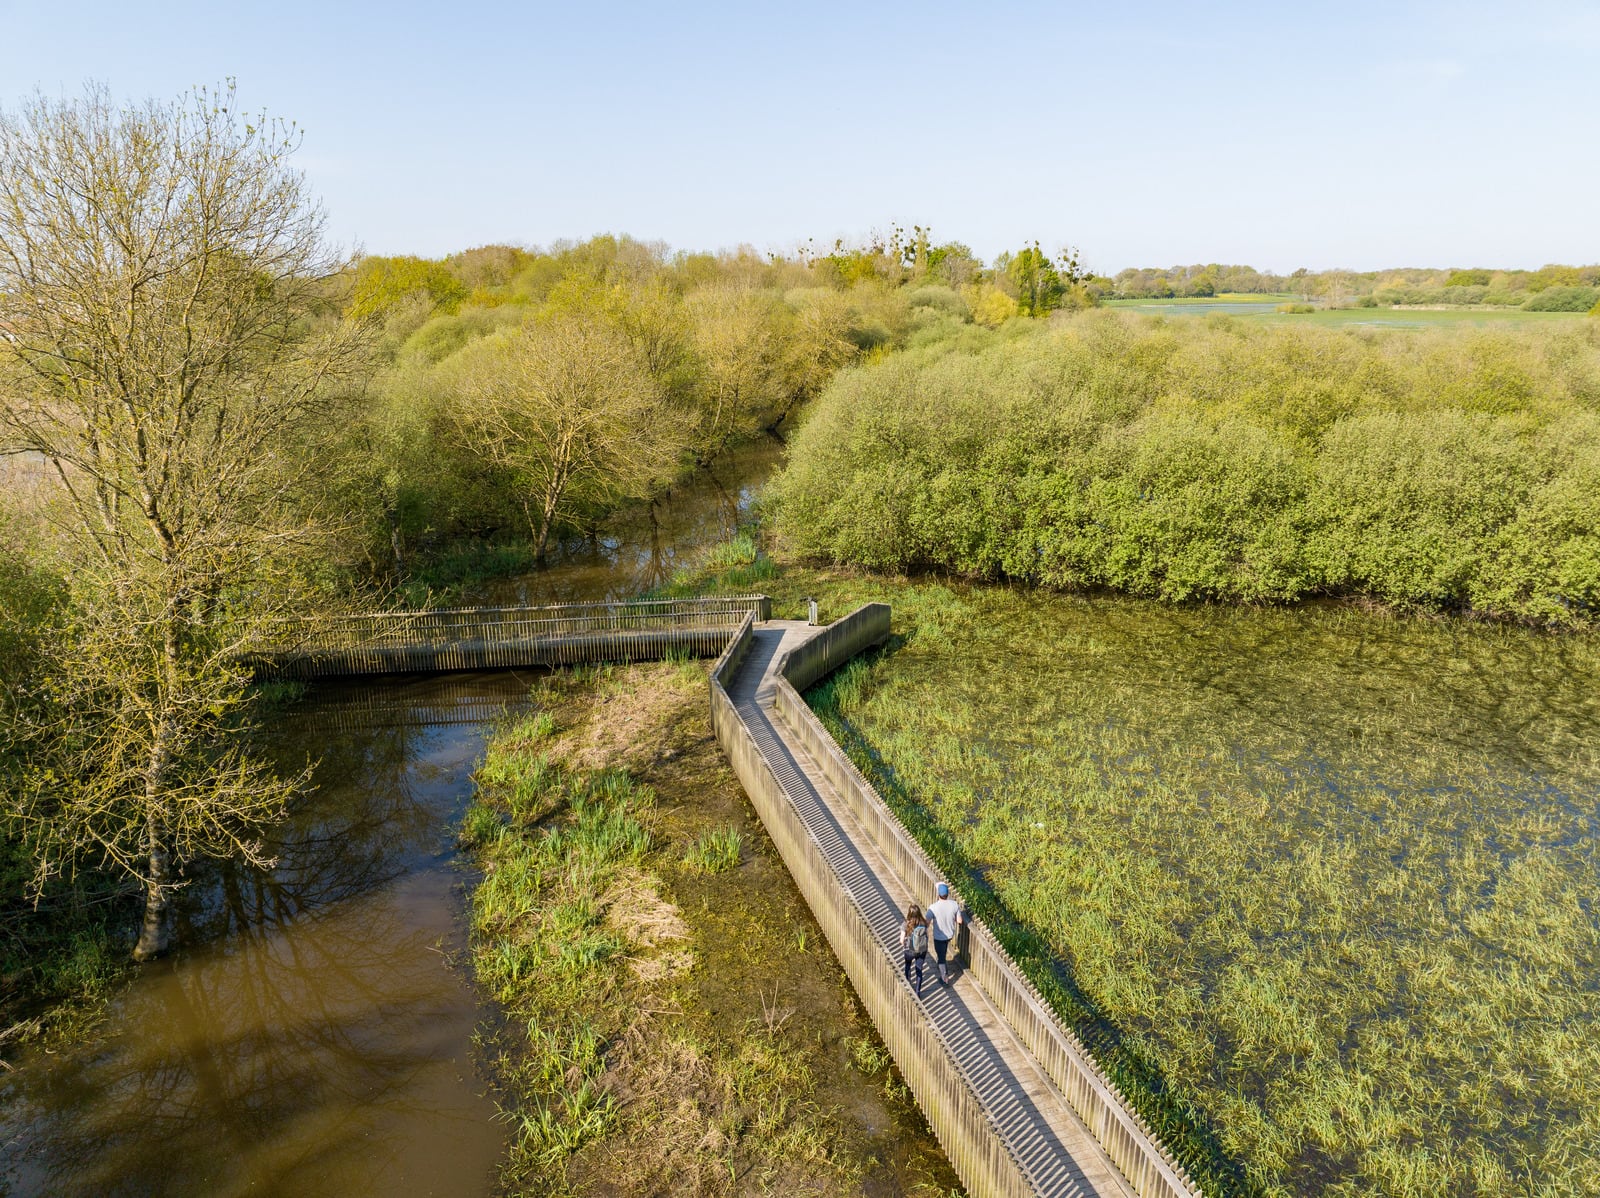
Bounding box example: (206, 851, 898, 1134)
(709, 613, 1039, 1198)
(709, 603, 1203, 1198)
(244, 595, 772, 679)
(767, 607, 1200, 1198)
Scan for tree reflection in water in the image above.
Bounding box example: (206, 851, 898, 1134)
(477, 434, 779, 606)
(0, 672, 535, 1198)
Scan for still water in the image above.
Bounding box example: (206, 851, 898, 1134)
(0, 443, 782, 1197)
(473, 437, 778, 606)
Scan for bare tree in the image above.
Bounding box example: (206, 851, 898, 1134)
(0, 83, 371, 958)
(445, 312, 689, 563)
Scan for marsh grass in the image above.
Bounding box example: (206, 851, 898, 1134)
(699, 530, 761, 571)
(682, 826, 743, 874)
(464, 663, 961, 1196)
(655, 524, 780, 596)
(794, 573, 1600, 1198)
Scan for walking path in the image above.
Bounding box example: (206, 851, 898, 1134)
(727, 622, 1136, 1198)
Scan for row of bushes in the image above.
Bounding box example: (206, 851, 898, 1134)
(1369, 284, 1600, 311)
(774, 313, 1600, 623)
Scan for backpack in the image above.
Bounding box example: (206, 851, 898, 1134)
(909, 923, 929, 957)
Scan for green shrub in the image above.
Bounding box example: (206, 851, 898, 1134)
(775, 311, 1600, 622)
(1523, 285, 1600, 312)
(1074, 413, 1311, 601)
(1308, 410, 1536, 605)
(904, 285, 970, 320)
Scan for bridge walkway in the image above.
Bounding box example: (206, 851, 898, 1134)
(731, 622, 1135, 1198)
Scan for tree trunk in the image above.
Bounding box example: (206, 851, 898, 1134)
(532, 471, 567, 568)
(134, 630, 179, 962)
(388, 512, 406, 582)
(133, 807, 171, 961)
(533, 518, 552, 567)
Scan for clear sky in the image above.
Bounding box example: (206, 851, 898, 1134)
(2, 0, 1596, 274)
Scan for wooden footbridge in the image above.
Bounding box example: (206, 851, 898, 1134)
(243, 595, 771, 679)
(249, 597, 1201, 1198)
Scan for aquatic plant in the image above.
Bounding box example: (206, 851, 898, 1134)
(803, 577, 1600, 1198)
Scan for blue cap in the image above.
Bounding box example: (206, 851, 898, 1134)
(936, 882, 949, 897)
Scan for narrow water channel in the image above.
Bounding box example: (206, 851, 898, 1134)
(0, 441, 782, 1197)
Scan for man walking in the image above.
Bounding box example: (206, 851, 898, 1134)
(927, 882, 964, 986)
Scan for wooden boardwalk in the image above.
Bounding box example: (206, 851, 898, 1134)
(243, 596, 770, 679)
(726, 623, 1138, 1198)
(244, 594, 1199, 1197)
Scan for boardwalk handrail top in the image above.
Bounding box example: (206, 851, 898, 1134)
(242, 594, 773, 679)
(274, 593, 773, 625)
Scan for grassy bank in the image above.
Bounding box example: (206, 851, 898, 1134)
(774, 310, 1600, 624)
(0, 861, 132, 1057)
(461, 657, 961, 1196)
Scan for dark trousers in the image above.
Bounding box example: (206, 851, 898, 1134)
(903, 952, 925, 992)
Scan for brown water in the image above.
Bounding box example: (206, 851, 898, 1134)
(0, 444, 784, 1198)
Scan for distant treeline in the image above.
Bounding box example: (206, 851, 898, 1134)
(1103, 262, 1600, 312)
(330, 232, 1097, 589)
(775, 312, 1600, 625)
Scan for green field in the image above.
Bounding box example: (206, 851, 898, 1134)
(1105, 296, 1589, 328)
(779, 574, 1600, 1198)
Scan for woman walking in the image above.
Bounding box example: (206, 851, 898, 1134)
(901, 904, 930, 997)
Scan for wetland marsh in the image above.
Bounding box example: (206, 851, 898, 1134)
(785, 576, 1600, 1198)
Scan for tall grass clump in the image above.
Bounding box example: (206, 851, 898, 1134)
(645, 527, 781, 601)
(774, 311, 1600, 623)
(467, 751, 651, 1179)
(682, 826, 742, 874)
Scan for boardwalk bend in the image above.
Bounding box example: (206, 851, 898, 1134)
(249, 596, 1202, 1198)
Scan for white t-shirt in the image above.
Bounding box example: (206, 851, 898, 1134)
(927, 897, 962, 941)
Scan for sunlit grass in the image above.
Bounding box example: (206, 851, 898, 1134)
(682, 826, 743, 874)
(460, 662, 948, 1195)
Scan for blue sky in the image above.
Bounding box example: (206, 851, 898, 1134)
(2, 1, 1596, 273)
